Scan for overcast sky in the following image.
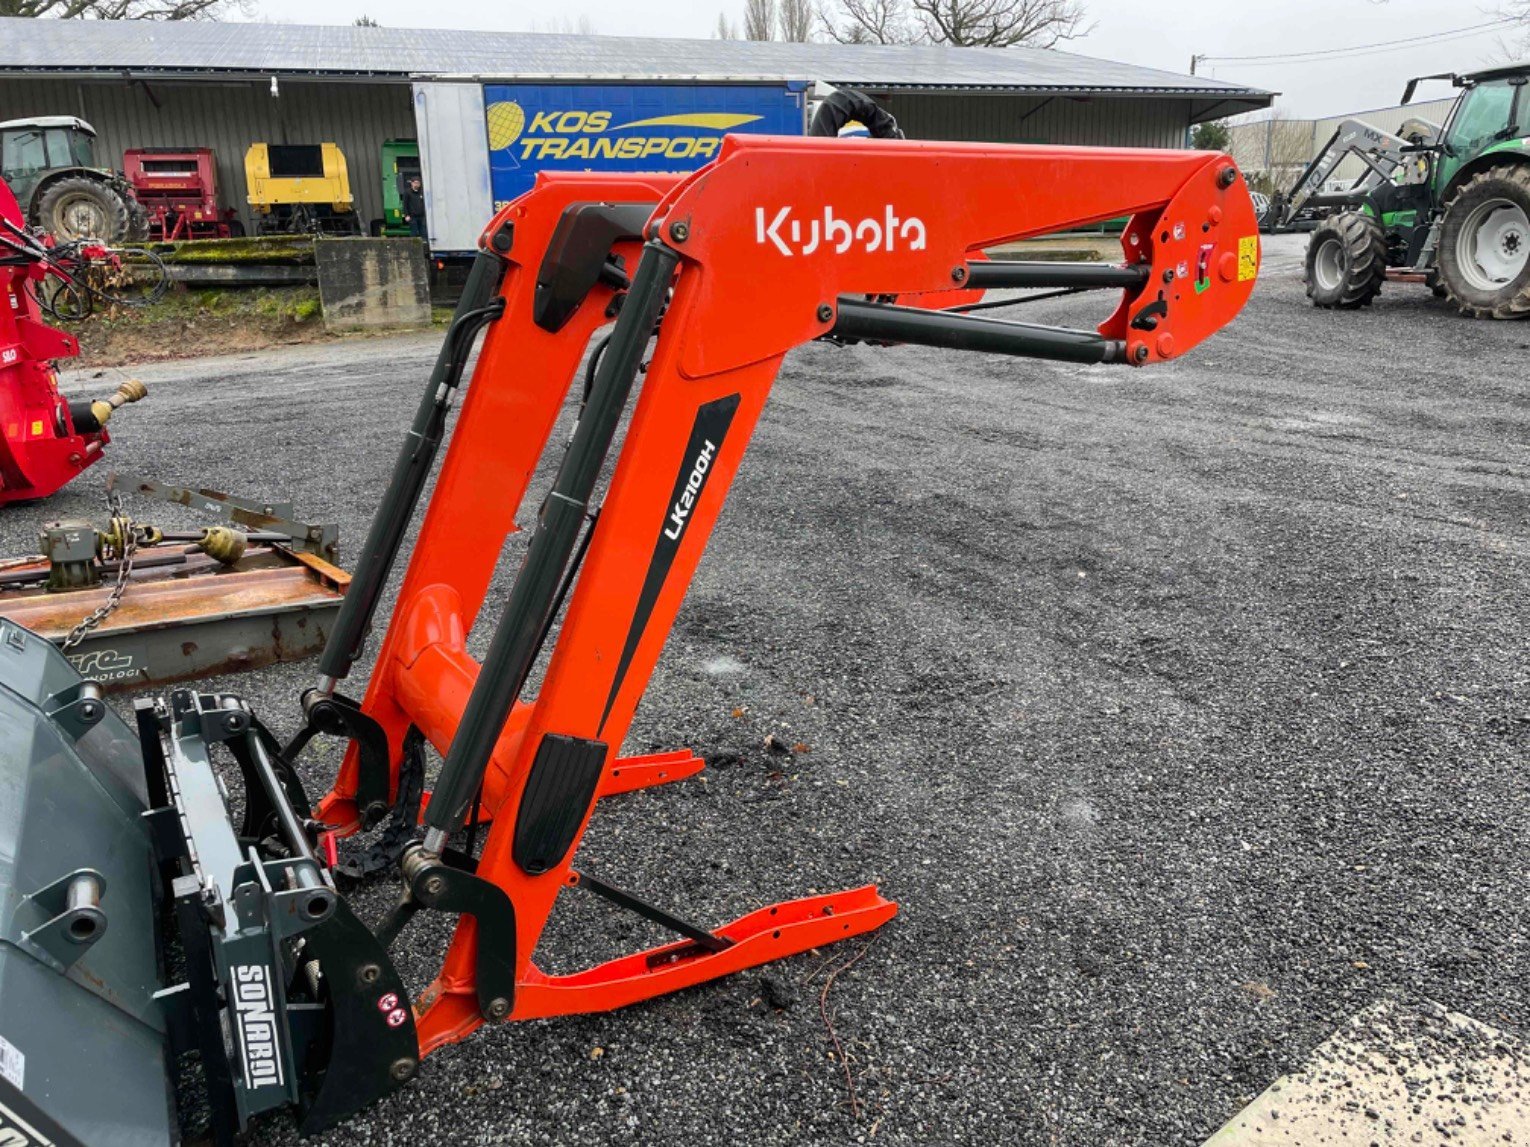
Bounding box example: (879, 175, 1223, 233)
(235, 0, 1520, 119)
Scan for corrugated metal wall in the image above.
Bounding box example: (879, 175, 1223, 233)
(0, 77, 1198, 236)
(884, 92, 1195, 147)
(0, 77, 414, 232)
(1228, 97, 1457, 187)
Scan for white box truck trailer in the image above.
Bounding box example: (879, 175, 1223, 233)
(413, 80, 809, 255)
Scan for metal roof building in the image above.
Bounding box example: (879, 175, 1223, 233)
(0, 17, 1272, 244)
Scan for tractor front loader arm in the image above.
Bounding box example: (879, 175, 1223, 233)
(0, 137, 1259, 1147)
(314, 136, 1259, 1053)
(307, 173, 683, 834)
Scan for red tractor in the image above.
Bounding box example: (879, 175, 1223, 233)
(0, 176, 147, 502)
(122, 147, 242, 241)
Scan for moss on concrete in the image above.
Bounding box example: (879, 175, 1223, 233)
(136, 236, 317, 266)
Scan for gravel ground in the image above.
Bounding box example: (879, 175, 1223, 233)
(32, 232, 1530, 1145)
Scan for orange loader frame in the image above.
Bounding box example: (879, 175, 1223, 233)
(287, 136, 1259, 1062)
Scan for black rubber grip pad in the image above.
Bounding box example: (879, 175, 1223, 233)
(512, 733, 608, 875)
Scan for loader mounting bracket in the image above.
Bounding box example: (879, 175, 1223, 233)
(379, 844, 519, 1024)
(533, 201, 653, 332)
(143, 691, 420, 1142)
(284, 689, 392, 830)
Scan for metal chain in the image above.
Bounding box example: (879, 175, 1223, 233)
(61, 489, 137, 652)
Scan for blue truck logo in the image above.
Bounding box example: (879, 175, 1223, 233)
(484, 83, 804, 209)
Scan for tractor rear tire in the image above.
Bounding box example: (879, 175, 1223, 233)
(1304, 212, 1387, 309)
(1436, 164, 1530, 319)
(34, 175, 133, 243)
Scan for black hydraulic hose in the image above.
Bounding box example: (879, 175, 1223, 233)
(808, 88, 904, 140)
(581, 332, 612, 405)
(315, 249, 508, 684)
(422, 240, 680, 847)
(948, 286, 1096, 313)
(0, 220, 168, 312)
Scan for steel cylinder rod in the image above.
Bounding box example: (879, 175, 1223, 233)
(965, 260, 1150, 291)
(315, 247, 507, 687)
(831, 299, 1126, 364)
(422, 239, 681, 851)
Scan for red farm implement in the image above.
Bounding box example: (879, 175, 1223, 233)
(0, 176, 146, 503)
(123, 147, 242, 242)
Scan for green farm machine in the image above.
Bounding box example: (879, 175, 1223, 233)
(371, 138, 420, 237)
(1278, 63, 1530, 318)
(0, 117, 146, 242)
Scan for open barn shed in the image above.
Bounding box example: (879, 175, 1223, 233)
(0, 18, 1271, 245)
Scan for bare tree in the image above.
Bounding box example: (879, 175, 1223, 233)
(819, 0, 1087, 45)
(1494, 1, 1530, 54)
(818, 0, 913, 43)
(716, 10, 738, 37)
(910, 0, 1087, 47)
(744, 0, 776, 39)
(1, 0, 237, 17)
(353, 13, 379, 25)
(1227, 108, 1315, 196)
(779, 0, 813, 40)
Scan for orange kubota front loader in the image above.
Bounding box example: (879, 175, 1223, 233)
(0, 135, 1258, 1147)
(291, 137, 1258, 1067)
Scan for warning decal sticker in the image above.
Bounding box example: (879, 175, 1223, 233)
(1238, 236, 1259, 282)
(0, 1033, 22, 1090)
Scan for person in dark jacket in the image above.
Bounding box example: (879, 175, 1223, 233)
(401, 177, 427, 241)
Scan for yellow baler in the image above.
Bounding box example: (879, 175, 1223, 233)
(244, 141, 360, 235)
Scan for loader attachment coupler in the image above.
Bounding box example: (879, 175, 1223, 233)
(0, 136, 1257, 1145)
(139, 690, 420, 1142)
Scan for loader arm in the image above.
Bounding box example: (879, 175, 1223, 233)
(1277, 117, 1435, 226)
(308, 135, 1259, 1053)
(0, 136, 1259, 1147)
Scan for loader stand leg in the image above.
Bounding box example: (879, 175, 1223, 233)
(599, 749, 705, 798)
(414, 885, 894, 1049)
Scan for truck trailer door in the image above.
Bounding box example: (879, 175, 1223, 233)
(412, 82, 495, 255)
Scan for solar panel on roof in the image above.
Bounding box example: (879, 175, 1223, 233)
(0, 15, 1269, 99)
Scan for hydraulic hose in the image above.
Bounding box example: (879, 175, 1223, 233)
(421, 240, 679, 852)
(314, 248, 508, 686)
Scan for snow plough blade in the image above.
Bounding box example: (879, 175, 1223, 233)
(0, 619, 414, 1146)
(0, 619, 174, 1147)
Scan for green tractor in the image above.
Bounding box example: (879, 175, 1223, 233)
(0, 115, 146, 242)
(370, 137, 420, 237)
(1283, 63, 1530, 319)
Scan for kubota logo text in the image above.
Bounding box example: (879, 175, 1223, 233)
(755, 205, 927, 257)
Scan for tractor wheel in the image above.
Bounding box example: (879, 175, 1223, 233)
(1436, 164, 1530, 319)
(1304, 212, 1387, 309)
(34, 175, 133, 242)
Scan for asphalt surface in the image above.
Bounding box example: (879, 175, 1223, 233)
(30, 232, 1530, 1145)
